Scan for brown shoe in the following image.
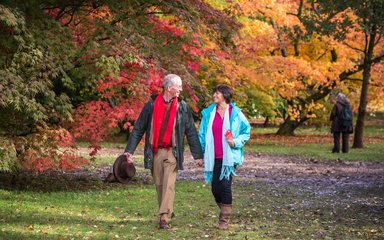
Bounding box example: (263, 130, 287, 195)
(159, 220, 170, 229)
(218, 204, 232, 230)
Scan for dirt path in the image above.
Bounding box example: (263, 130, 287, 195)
(87, 147, 384, 190)
(180, 152, 384, 188)
(2, 148, 383, 194)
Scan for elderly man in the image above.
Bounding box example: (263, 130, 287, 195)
(124, 74, 203, 229)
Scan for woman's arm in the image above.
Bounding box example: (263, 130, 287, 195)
(232, 112, 251, 148)
(198, 111, 207, 154)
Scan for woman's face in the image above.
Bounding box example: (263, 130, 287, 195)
(213, 91, 226, 104)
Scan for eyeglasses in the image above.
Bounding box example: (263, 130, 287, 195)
(171, 85, 183, 91)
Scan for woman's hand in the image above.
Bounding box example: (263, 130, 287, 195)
(227, 139, 235, 147)
(195, 159, 204, 167)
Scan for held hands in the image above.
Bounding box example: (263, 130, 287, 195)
(195, 159, 203, 167)
(123, 152, 134, 164)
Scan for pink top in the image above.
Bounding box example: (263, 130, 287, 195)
(212, 104, 232, 159)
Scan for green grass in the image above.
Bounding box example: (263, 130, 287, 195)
(247, 125, 384, 161)
(1, 122, 383, 239)
(252, 125, 384, 138)
(246, 142, 384, 161)
(0, 180, 383, 239)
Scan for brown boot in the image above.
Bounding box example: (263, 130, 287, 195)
(218, 204, 232, 230)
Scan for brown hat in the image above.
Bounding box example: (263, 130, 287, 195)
(113, 155, 136, 184)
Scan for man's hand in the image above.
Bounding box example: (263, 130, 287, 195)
(123, 152, 133, 164)
(195, 159, 203, 167)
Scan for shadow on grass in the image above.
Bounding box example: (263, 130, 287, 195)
(0, 170, 144, 193)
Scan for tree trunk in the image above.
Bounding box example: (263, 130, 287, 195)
(353, 26, 376, 148)
(263, 116, 269, 127)
(276, 116, 307, 136)
(276, 119, 296, 135)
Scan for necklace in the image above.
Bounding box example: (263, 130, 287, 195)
(217, 104, 228, 111)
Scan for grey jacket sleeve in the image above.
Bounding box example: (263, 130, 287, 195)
(185, 105, 204, 160)
(124, 102, 151, 154)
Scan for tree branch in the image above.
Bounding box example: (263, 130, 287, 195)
(316, 49, 328, 61)
(344, 78, 381, 87)
(374, 33, 382, 46)
(339, 54, 384, 81)
(345, 78, 362, 81)
(343, 42, 365, 53)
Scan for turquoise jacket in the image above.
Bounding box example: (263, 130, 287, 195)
(198, 103, 251, 166)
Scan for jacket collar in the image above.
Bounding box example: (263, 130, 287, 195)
(203, 102, 241, 123)
(150, 93, 183, 102)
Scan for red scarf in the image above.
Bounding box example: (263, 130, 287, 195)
(152, 93, 178, 153)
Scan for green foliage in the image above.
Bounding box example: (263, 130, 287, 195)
(305, 0, 384, 40)
(0, 3, 75, 136)
(0, 137, 18, 172)
(241, 87, 277, 118)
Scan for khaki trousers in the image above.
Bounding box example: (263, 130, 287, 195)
(152, 148, 177, 223)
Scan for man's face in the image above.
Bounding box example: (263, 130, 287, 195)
(167, 79, 183, 98)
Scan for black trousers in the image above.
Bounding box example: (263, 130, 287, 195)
(211, 158, 233, 205)
(333, 132, 349, 153)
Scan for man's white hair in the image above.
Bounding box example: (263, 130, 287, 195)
(163, 74, 181, 89)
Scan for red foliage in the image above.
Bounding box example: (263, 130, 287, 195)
(149, 16, 184, 37)
(71, 15, 209, 148)
(30, 157, 54, 173)
(45, 9, 208, 157)
(71, 65, 164, 152)
(60, 151, 89, 171)
(21, 127, 88, 173)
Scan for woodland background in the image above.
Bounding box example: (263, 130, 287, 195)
(0, 0, 383, 172)
(1, 1, 384, 239)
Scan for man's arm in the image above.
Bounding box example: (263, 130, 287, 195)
(184, 104, 204, 160)
(124, 102, 151, 155)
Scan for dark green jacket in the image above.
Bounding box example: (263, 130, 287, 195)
(124, 95, 203, 170)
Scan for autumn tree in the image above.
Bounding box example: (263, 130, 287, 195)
(306, 0, 384, 147)
(0, 2, 86, 172)
(0, 0, 240, 171)
(228, 0, 383, 136)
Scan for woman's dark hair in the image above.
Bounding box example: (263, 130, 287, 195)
(214, 84, 233, 104)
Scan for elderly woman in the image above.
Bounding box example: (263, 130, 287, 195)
(198, 84, 251, 230)
(330, 93, 353, 153)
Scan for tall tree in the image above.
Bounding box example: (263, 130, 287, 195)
(0, 0, 240, 171)
(306, 0, 384, 147)
(230, 0, 383, 136)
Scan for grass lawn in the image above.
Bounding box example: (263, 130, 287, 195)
(2, 125, 382, 239)
(247, 125, 384, 161)
(246, 142, 384, 161)
(251, 124, 384, 137)
(1, 180, 383, 239)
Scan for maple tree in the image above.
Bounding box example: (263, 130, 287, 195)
(305, 0, 384, 148)
(0, 2, 82, 172)
(1, 0, 382, 173)
(0, 0, 239, 172)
